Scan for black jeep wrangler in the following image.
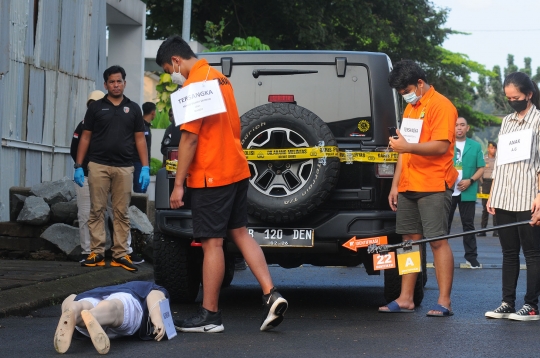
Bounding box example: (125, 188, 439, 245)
(153, 51, 426, 305)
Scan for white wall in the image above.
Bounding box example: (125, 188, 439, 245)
(150, 129, 166, 161)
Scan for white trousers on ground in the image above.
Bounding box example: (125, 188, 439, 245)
(76, 292, 143, 338)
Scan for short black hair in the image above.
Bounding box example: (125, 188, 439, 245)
(388, 60, 428, 91)
(142, 102, 156, 115)
(488, 141, 497, 148)
(156, 35, 197, 67)
(103, 65, 126, 82)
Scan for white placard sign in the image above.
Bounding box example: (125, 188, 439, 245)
(170, 79, 226, 126)
(400, 118, 424, 144)
(158, 298, 177, 340)
(497, 129, 532, 166)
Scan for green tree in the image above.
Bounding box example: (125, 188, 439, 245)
(202, 19, 270, 52)
(520, 57, 532, 77)
(145, 0, 450, 62)
(143, 0, 497, 128)
(504, 55, 518, 77)
(478, 55, 540, 116)
(152, 73, 178, 129)
(428, 48, 497, 128)
(151, 20, 269, 129)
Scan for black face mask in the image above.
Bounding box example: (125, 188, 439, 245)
(508, 98, 529, 113)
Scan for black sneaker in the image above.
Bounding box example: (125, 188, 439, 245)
(260, 287, 288, 331)
(466, 259, 481, 269)
(477, 232, 486, 237)
(110, 255, 138, 272)
(508, 304, 540, 321)
(485, 302, 515, 319)
(174, 307, 224, 333)
(129, 253, 145, 265)
(79, 254, 90, 263)
(493, 231, 499, 237)
(81, 252, 105, 267)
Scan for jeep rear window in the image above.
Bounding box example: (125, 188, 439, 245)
(216, 64, 372, 139)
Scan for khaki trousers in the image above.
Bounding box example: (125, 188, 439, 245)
(76, 177, 133, 255)
(87, 162, 133, 259)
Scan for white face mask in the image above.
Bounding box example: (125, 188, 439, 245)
(171, 62, 186, 85)
(402, 86, 422, 104)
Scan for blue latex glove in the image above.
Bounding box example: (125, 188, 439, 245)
(74, 167, 84, 187)
(139, 166, 150, 192)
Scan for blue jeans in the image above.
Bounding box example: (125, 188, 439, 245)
(132, 161, 147, 193)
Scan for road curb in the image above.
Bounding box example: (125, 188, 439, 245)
(0, 263, 153, 318)
(426, 262, 527, 270)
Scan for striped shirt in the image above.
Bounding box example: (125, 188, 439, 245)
(491, 105, 540, 212)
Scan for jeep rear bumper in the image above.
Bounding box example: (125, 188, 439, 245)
(155, 209, 396, 248)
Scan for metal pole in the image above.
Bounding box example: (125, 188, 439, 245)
(182, 0, 192, 42)
(367, 220, 531, 254)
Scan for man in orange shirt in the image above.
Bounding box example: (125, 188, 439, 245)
(379, 60, 458, 317)
(155, 36, 287, 332)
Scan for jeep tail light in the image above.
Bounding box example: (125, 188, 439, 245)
(374, 147, 395, 178)
(166, 149, 178, 177)
(168, 149, 178, 161)
(268, 94, 295, 103)
(375, 163, 395, 178)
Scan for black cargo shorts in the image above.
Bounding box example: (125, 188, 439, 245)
(191, 178, 249, 239)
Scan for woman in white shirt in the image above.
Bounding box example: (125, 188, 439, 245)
(485, 71, 540, 321)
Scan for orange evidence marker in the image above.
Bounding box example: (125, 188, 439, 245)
(342, 236, 388, 252)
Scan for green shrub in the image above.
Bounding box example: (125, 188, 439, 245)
(152, 73, 178, 129)
(150, 157, 162, 176)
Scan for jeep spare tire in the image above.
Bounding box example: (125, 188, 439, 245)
(240, 103, 340, 223)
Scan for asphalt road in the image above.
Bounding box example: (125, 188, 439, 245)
(0, 262, 535, 358)
(1, 206, 532, 357)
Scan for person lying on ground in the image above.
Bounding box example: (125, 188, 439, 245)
(54, 281, 169, 355)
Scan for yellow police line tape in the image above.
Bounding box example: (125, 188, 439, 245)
(242, 146, 398, 163)
(166, 146, 399, 171)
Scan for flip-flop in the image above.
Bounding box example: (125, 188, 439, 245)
(378, 300, 415, 313)
(426, 303, 454, 317)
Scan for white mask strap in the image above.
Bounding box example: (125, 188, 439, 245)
(205, 66, 211, 82)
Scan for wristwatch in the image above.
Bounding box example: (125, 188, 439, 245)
(74, 163, 82, 169)
(469, 178, 475, 184)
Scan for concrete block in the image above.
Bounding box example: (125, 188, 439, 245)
(30, 176, 76, 206)
(17, 196, 50, 225)
(50, 200, 78, 224)
(40, 223, 80, 257)
(9, 187, 32, 222)
(0, 236, 59, 252)
(129, 205, 153, 235)
(130, 193, 148, 214)
(0, 222, 44, 238)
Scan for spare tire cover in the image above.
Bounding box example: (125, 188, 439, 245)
(240, 103, 340, 223)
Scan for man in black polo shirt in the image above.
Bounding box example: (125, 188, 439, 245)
(74, 65, 149, 272)
(133, 102, 155, 193)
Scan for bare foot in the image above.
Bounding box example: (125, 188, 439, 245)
(81, 310, 110, 355)
(378, 299, 415, 312)
(54, 308, 76, 353)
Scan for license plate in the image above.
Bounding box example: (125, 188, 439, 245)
(247, 228, 314, 247)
